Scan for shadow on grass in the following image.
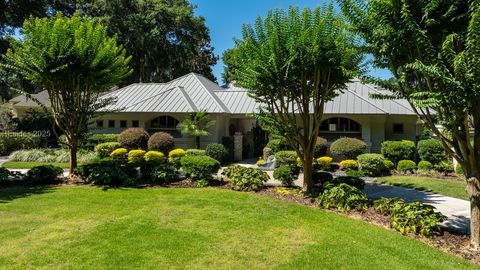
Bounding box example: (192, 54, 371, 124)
(0, 185, 56, 203)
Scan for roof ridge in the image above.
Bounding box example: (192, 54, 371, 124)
(176, 86, 198, 111)
(120, 87, 176, 110)
(193, 74, 231, 113)
(362, 81, 414, 112)
(345, 85, 388, 114)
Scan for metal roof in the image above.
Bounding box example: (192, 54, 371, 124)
(10, 73, 416, 115)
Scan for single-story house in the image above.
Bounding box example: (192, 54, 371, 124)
(10, 73, 421, 158)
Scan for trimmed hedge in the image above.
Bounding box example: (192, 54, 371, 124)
(316, 156, 333, 171)
(148, 132, 175, 154)
(417, 160, 433, 171)
(381, 140, 415, 165)
(185, 149, 206, 156)
(118, 128, 149, 149)
(339, 160, 357, 170)
(180, 155, 220, 181)
(144, 151, 164, 163)
(330, 137, 367, 160)
(273, 165, 297, 186)
(274, 151, 298, 168)
(95, 142, 121, 158)
(357, 153, 385, 176)
(25, 165, 63, 185)
(417, 139, 446, 165)
(397, 160, 416, 174)
(128, 149, 146, 164)
(76, 159, 137, 186)
(206, 143, 228, 162)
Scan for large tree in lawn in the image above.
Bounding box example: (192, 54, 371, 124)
(2, 13, 131, 174)
(232, 5, 362, 193)
(339, 0, 480, 249)
(177, 110, 215, 149)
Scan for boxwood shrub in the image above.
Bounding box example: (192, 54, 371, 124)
(148, 132, 175, 154)
(151, 164, 178, 184)
(397, 160, 416, 174)
(206, 143, 228, 162)
(357, 153, 385, 176)
(381, 140, 415, 165)
(185, 149, 206, 156)
(316, 156, 333, 171)
(25, 165, 63, 185)
(417, 160, 433, 171)
(128, 149, 146, 164)
(118, 128, 150, 149)
(329, 137, 367, 160)
(76, 159, 137, 186)
(222, 165, 269, 191)
(275, 151, 298, 168)
(273, 165, 297, 186)
(95, 142, 121, 158)
(180, 155, 220, 181)
(417, 139, 446, 165)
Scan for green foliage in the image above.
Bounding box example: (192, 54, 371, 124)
(266, 138, 290, 153)
(110, 148, 128, 161)
(317, 183, 368, 212)
(222, 165, 269, 191)
(3, 13, 132, 173)
(417, 160, 434, 171)
(397, 160, 417, 174)
(390, 202, 447, 237)
(345, 169, 365, 178)
(147, 132, 175, 154)
(86, 134, 118, 147)
(274, 151, 298, 168)
(177, 110, 215, 149)
(316, 156, 333, 171)
(273, 165, 297, 186)
(118, 128, 150, 149)
(312, 171, 334, 186)
(326, 176, 365, 190)
(0, 132, 44, 155)
(434, 161, 454, 174)
(144, 151, 165, 163)
(9, 149, 47, 162)
(330, 138, 367, 160)
(383, 159, 395, 171)
(185, 149, 206, 156)
(314, 137, 328, 158)
(9, 149, 95, 164)
(94, 142, 120, 158)
(179, 155, 220, 182)
(381, 141, 415, 165)
(357, 153, 385, 176)
(417, 139, 446, 165)
(455, 164, 465, 176)
(205, 143, 228, 162)
(25, 165, 63, 185)
(221, 136, 234, 161)
(151, 164, 178, 184)
(168, 148, 186, 167)
(373, 197, 406, 215)
(76, 159, 137, 186)
(128, 149, 146, 165)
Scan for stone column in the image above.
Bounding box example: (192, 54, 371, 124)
(234, 132, 243, 161)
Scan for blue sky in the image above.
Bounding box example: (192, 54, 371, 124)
(190, 0, 392, 83)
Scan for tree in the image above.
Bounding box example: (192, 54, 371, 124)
(339, 0, 480, 249)
(221, 48, 240, 85)
(232, 5, 362, 193)
(78, 0, 217, 83)
(2, 13, 132, 174)
(177, 110, 215, 149)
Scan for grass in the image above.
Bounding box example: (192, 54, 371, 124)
(375, 176, 468, 200)
(1, 161, 69, 169)
(0, 186, 476, 269)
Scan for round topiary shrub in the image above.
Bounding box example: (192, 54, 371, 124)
(148, 132, 175, 154)
(273, 165, 297, 186)
(330, 137, 367, 160)
(118, 128, 150, 149)
(128, 149, 146, 164)
(417, 139, 446, 165)
(397, 160, 417, 174)
(314, 137, 328, 158)
(274, 151, 298, 169)
(383, 159, 395, 173)
(417, 160, 433, 171)
(381, 140, 415, 165)
(144, 151, 164, 163)
(206, 143, 228, 162)
(339, 160, 357, 170)
(316, 156, 333, 171)
(95, 142, 121, 158)
(110, 148, 128, 161)
(357, 153, 385, 176)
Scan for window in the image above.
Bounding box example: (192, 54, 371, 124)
(150, 115, 179, 130)
(132, 120, 139, 127)
(320, 118, 361, 133)
(393, 124, 404, 134)
(108, 120, 115, 128)
(96, 120, 103, 128)
(120, 120, 127, 128)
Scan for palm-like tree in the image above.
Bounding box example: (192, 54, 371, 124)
(177, 110, 215, 149)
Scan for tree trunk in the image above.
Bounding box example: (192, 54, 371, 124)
(68, 141, 78, 176)
(302, 150, 314, 194)
(196, 136, 200, 149)
(467, 177, 480, 250)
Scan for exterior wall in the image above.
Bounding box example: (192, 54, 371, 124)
(384, 115, 419, 142)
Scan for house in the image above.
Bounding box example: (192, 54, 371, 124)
(10, 73, 420, 158)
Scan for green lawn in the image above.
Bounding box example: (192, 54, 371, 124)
(375, 176, 469, 200)
(0, 186, 476, 269)
(1, 161, 69, 169)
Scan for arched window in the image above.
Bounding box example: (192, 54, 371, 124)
(150, 115, 179, 130)
(319, 117, 362, 141)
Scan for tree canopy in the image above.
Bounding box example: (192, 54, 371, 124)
(177, 110, 215, 149)
(2, 13, 132, 173)
(232, 5, 362, 193)
(340, 0, 480, 249)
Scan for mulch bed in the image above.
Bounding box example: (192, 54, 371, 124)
(257, 186, 480, 265)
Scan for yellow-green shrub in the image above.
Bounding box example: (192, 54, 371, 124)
(317, 156, 333, 170)
(168, 148, 186, 166)
(110, 148, 128, 160)
(128, 149, 146, 164)
(340, 159, 357, 170)
(144, 151, 164, 163)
